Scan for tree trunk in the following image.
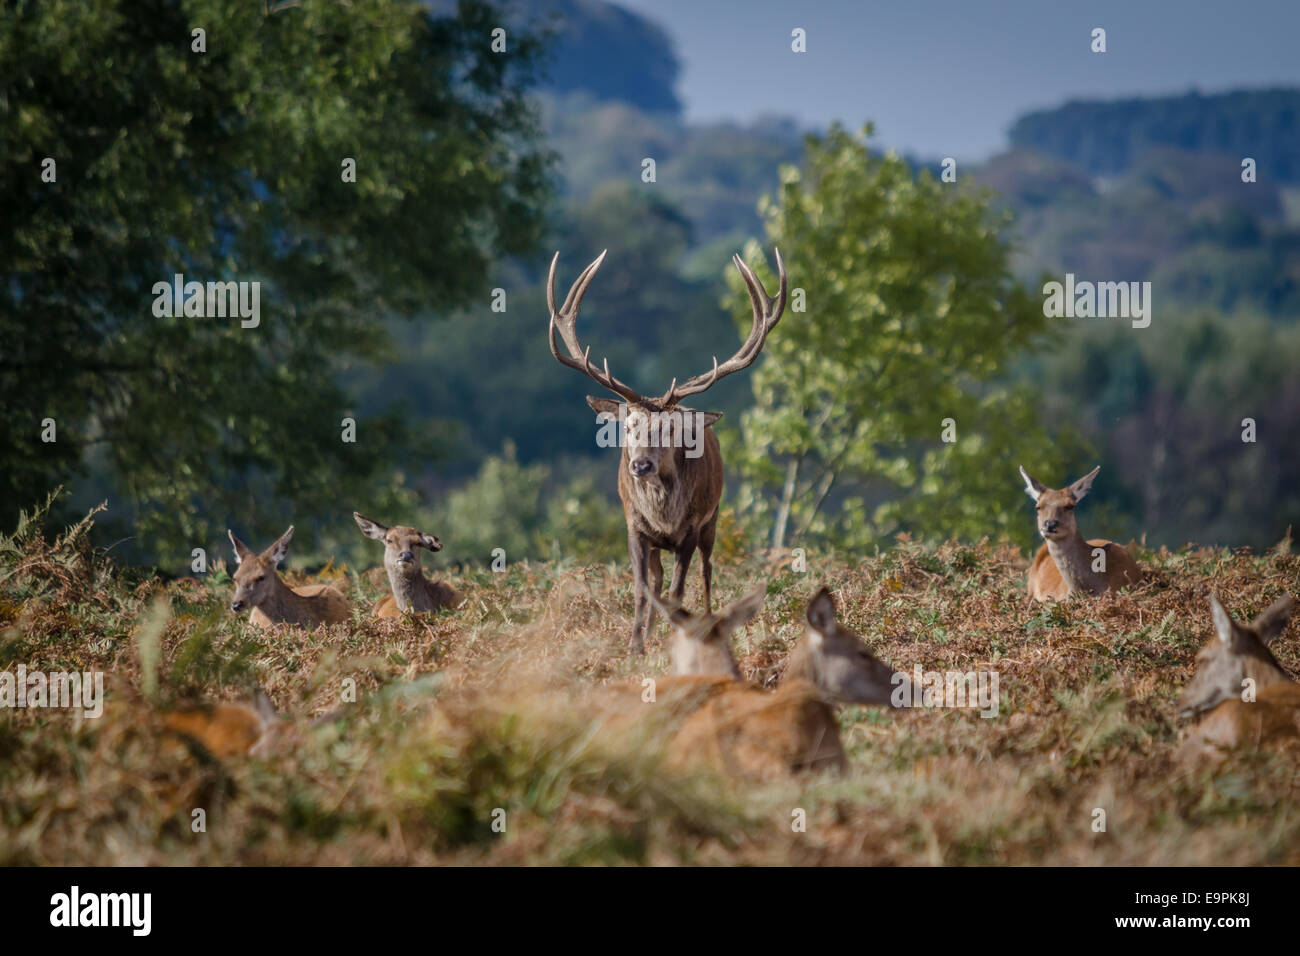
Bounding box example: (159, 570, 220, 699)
(772, 457, 799, 549)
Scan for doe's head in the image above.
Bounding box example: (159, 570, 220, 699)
(1019, 465, 1101, 541)
(353, 512, 441, 572)
(792, 587, 901, 706)
(1179, 593, 1293, 718)
(650, 582, 765, 679)
(228, 527, 294, 613)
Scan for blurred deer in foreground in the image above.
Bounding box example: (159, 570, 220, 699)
(1178, 593, 1300, 761)
(353, 512, 461, 617)
(161, 690, 287, 758)
(646, 584, 906, 778)
(547, 248, 787, 653)
(227, 526, 350, 627)
(1019, 466, 1142, 601)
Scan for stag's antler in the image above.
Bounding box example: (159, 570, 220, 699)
(547, 250, 646, 404)
(660, 248, 787, 406)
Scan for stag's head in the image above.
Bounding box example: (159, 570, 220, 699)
(1179, 593, 1293, 718)
(227, 527, 293, 613)
(353, 512, 442, 578)
(1018, 465, 1100, 542)
(547, 248, 787, 485)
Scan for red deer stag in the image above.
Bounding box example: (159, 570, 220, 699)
(547, 248, 787, 653)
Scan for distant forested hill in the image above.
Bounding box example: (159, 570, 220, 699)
(1009, 88, 1300, 182)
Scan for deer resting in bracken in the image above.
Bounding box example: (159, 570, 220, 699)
(547, 248, 787, 653)
(1019, 465, 1142, 601)
(1178, 593, 1300, 761)
(647, 584, 907, 778)
(227, 526, 350, 628)
(353, 512, 461, 617)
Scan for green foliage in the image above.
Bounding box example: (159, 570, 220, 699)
(430, 444, 625, 566)
(1010, 89, 1300, 182)
(0, 0, 553, 563)
(733, 125, 1085, 549)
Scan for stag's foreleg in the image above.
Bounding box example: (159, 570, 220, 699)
(668, 530, 698, 604)
(628, 530, 653, 655)
(698, 518, 716, 613)
(644, 549, 664, 640)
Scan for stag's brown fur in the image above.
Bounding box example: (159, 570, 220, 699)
(547, 248, 787, 653)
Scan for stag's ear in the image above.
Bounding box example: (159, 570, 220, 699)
(353, 512, 388, 541)
(418, 532, 443, 552)
(1019, 466, 1047, 502)
(1252, 594, 1294, 645)
(694, 410, 723, 428)
(806, 586, 838, 634)
(1210, 593, 1236, 645)
(586, 396, 623, 419)
(228, 530, 253, 564)
(264, 526, 294, 567)
(1067, 466, 1102, 502)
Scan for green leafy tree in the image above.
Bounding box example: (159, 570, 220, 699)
(0, 0, 552, 564)
(732, 125, 1089, 550)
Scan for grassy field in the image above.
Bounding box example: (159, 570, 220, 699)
(2, 505, 1299, 866)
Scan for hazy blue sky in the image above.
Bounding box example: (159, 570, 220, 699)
(615, 0, 1300, 159)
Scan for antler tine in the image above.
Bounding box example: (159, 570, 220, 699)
(662, 247, 788, 405)
(546, 250, 645, 404)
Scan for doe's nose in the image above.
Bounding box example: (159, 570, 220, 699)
(630, 457, 654, 477)
(399, 550, 416, 563)
(230, 600, 244, 612)
(1043, 520, 1060, 533)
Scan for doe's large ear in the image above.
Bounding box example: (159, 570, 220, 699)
(647, 590, 689, 625)
(263, 526, 294, 567)
(1018, 466, 1047, 503)
(586, 396, 623, 419)
(228, 530, 253, 564)
(1251, 594, 1294, 646)
(250, 688, 278, 728)
(418, 532, 443, 552)
(719, 581, 766, 633)
(1067, 466, 1102, 502)
(353, 512, 388, 541)
(806, 586, 838, 634)
(1209, 593, 1236, 645)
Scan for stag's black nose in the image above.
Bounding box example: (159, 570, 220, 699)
(630, 457, 654, 478)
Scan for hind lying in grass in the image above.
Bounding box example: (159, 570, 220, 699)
(1177, 593, 1300, 762)
(227, 526, 350, 628)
